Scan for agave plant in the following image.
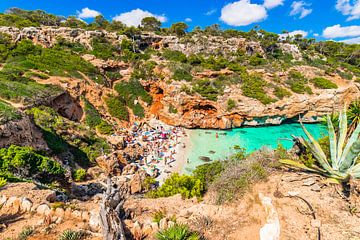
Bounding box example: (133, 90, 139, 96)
(280, 110, 360, 182)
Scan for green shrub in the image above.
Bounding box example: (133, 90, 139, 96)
(241, 74, 274, 104)
(0, 100, 22, 124)
(227, 99, 236, 111)
(58, 229, 84, 240)
(83, 98, 102, 128)
(0, 145, 65, 184)
(96, 120, 114, 135)
(311, 77, 337, 89)
(169, 105, 178, 114)
(162, 49, 187, 63)
(273, 86, 291, 99)
(192, 78, 223, 101)
(91, 36, 117, 59)
(249, 53, 266, 66)
(105, 95, 129, 121)
(147, 173, 204, 199)
(18, 226, 34, 240)
(192, 161, 224, 191)
(0, 177, 7, 189)
(286, 70, 312, 94)
(156, 224, 201, 240)
(73, 169, 86, 182)
(173, 68, 193, 81)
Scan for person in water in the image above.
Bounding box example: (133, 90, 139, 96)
(216, 133, 219, 138)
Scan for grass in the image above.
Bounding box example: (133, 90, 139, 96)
(152, 209, 166, 224)
(58, 229, 84, 240)
(227, 99, 236, 111)
(285, 70, 313, 94)
(18, 226, 34, 240)
(0, 100, 22, 124)
(105, 95, 129, 121)
(311, 77, 338, 89)
(241, 74, 274, 104)
(156, 224, 201, 240)
(273, 86, 292, 100)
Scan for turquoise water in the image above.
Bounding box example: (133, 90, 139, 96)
(182, 123, 327, 174)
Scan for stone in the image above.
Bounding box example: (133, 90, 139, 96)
(71, 210, 82, 219)
(81, 211, 90, 221)
(89, 210, 101, 232)
(37, 204, 51, 216)
(56, 217, 63, 224)
(46, 191, 57, 203)
(0, 195, 7, 206)
(64, 208, 72, 219)
(55, 208, 65, 218)
(303, 178, 316, 186)
(150, 222, 159, 232)
(5, 197, 21, 213)
(311, 219, 321, 228)
(20, 198, 33, 212)
(287, 191, 300, 197)
(259, 193, 280, 240)
(311, 184, 321, 192)
(159, 218, 168, 230)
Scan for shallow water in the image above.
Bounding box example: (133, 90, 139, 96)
(182, 123, 327, 174)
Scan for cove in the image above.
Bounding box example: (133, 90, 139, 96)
(182, 123, 327, 174)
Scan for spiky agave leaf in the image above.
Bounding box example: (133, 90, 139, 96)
(349, 163, 360, 179)
(300, 122, 334, 174)
(327, 115, 338, 169)
(337, 110, 347, 161)
(338, 123, 360, 172)
(279, 159, 324, 173)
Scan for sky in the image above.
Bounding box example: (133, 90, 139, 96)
(0, 0, 359, 43)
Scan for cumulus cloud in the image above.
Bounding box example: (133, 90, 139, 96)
(341, 36, 360, 44)
(336, 0, 360, 21)
(279, 30, 308, 39)
(220, 0, 267, 26)
(313, 33, 319, 37)
(112, 9, 167, 27)
(77, 7, 101, 19)
(205, 9, 217, 16)
(323, 24, 360, 38)
(290, 1, 313, 19)
(185, 18, 192, 22)
(263, 0, 284, 9)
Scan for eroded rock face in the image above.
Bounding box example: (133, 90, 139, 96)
(154, 82, 360, 129)
(0, 115, 48, 149)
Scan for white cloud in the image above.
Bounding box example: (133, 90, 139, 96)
(77, 7, 101, 19)
(290, 1, 313, 19)
(336, 0, 360, 21)
(220, 0, 268, 26)
(185, 18, 192, 22)
(263, 0, 284, 9)
(313, 33, 319, 37)
(341, 36, 360, 44)
(112, 9, 167, 27)
(279, 30, 308, 39)
(323, 24, 360, 38)
(205, 9, 217, 16)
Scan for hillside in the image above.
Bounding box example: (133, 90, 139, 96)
(0, 8, 359, 240)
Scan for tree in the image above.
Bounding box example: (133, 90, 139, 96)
(88, 15, 109, 30)
(141, 17, 161, 32)
(61, 16, 87, 29)
(204, 24, 221, 35)
(169, 22, 188, 37)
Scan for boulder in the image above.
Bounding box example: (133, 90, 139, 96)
(55, 208, 65, 218)
(89, 210, 101, 232)
(159, 218, 168, 230)
(37, 204, 51, 216)
(20, 198, 33, 212)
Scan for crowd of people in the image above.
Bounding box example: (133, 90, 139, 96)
(122, 122, 187, 179)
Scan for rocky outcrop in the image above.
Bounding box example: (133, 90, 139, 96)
(0, 115, 48, 149)
(155, 81, 360, 129)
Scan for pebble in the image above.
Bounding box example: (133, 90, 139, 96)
(303, 178, 316, 186)
(311, 219, 321, 228)
(311, 184, 321, 192)
(287, 191, 300, 197)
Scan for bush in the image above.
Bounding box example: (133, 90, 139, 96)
(192, 78, 223, 101)
(249, 53, 266, 66)
(156, 224, 201, 240)
(152, 209, 166, 224)
(58, 229, 85, 240)
(83, 98, 102, 128)
(18, 226, 34, 240)
(286, 70, 312, 94)
(173, 68, 193, 81)
(73, 169, 86, 182)
(147, 173, 204, 199)
(0, 177, 7, 189)
(192, 161, 225, 191)
(105, 95, 129, 121)
(96, 120, 114, 135)
(273, 86, 291, 99)
(91, 36, 117, 59)
(0, 100, 22, 124)
(162, 49, 187, 63)
(241, 74, 274, 104)
(311, 77, 337, 89)
(169, 105, 178, 114)
(0, 145, 65, 184)
(227, 99, 236, 111)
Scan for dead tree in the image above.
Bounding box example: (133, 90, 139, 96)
(100, 176, 127, 240)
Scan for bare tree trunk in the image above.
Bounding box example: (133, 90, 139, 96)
(100, 176, 127, 240)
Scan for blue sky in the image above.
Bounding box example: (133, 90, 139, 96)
(0, 0, 359, 43)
